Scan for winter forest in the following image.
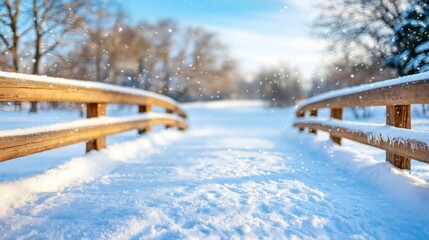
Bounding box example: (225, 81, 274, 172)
(1, 0, 429, 239)
(1, 0, 427, 111)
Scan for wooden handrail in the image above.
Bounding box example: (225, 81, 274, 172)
(0, 114, 186, 162)
(0, 72, 187, 118)
(0, 71, 188, 163)
(297, 74, 429, 115)
(294, 72, 429, 170)
(294, 119, 429, 163)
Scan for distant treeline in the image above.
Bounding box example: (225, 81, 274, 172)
(0, 0, 244, 112)
(1, 0, 428, 113)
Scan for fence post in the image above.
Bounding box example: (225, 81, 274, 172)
(386, 105, 411, 169)
(138, 105, 152, 134)
(309, 109, 318, 134)
(297, 111, 305, 132)
(86, 103, 106, 152)
(166, 109, 174, 129)
(330, 108, 343, 145)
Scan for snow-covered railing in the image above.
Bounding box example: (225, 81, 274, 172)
(0, 71, 188, 162)
(294, 72, 429, 170)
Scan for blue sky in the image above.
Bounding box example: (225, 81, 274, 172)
(121, 0, 325, 82)
(123, 0, 283, 23)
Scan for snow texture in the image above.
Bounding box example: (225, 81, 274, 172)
(0, 102, 429, 239)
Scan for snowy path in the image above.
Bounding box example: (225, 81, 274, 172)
(1, 102, 429, 239)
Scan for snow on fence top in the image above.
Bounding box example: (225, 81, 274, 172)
(297, 71, 429, 114)
(0, 71, 187, 118)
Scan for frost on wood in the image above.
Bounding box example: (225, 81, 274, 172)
(294, 118, 429, 146)
(293, 117, 429, 162)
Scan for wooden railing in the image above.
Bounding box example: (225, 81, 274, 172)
(294, 72, 429, 170)
(0, 71, 188, 162)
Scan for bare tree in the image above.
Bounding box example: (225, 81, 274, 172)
(133, 22, 156, 90)
(0, 0, 26, 71)
(46, 10, 149, 85)
(0, 0, 32, 110)
(0, 0, 20, 110)
(175, 27, 236, 101)
(151, 20, 177, 96)
(29, 0, 90, 112)
(314, 0, 412, 60)
(312, 0, 412, 116)
(46, 17, 238, 102)
(254, 65, 303, 107)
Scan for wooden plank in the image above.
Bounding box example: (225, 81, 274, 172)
(297, 80, 429, 115)
(293, 122, 429, 164)
(386, 105, 411, 169)
(86, 103, 106, 152)
(0, 116, 188, 162)
(138, 105, 152, 134)
(0, 76, 187, 119)
(330, 108, 343, 145)
(309, 109, 318, 134)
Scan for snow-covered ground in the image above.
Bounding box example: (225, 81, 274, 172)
(0, 101, 429, 239)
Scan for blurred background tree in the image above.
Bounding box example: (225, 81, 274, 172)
(1, 0, 429, 114)
(314, 0, 412, 61)
(312, 0, 411, 97)
(386, 0, 429, 115)
(312, 0, 428, 116)
(386, 0, 429, 76)
(0, 0, 240, 112)
(251, 65, 303, 107)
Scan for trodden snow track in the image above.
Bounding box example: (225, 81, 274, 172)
(0, 102, 429, 239)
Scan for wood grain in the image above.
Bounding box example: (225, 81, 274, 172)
(386, 105, 411, 169)
(0, 76, 187, 119)
(86, 103, 106, 152)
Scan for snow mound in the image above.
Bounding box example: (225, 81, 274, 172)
(0, 130, 183, 218)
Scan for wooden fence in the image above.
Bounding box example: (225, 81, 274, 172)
(294, 73, 429, 170)
(0, 71, 188, 162)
